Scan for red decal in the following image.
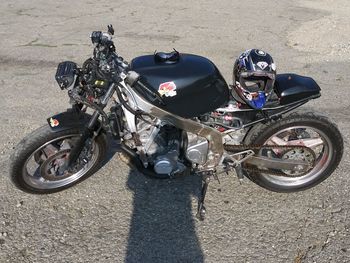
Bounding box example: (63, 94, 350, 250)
(158, 81, 177, 97)
(49, 118, 59, 127)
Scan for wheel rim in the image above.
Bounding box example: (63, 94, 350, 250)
(23, 134, 100, 190)
(258, 126, 332, 187)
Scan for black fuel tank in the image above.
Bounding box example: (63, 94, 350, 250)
(130, 53, 229, 118)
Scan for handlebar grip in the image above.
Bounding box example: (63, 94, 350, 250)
(91, 31, 113, 47)
(91, 31, 102, 45)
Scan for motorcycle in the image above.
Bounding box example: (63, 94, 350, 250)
(10, 25, 343, 220)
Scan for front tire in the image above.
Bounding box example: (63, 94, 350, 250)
(243, 112, 343, 192)
(10, 125, 107, 194)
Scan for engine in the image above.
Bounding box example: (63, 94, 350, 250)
(124, 107, 245, 176)
(130, 119, 213, 175)
(137, 122, 187, 176)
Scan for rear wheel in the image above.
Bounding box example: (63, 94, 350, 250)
(243, 112, 343, 192)
(10, 125, 107, 194)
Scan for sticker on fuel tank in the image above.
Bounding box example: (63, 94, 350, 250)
(158, 81, 177, 97)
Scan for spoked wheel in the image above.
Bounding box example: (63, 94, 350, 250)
(244, 112, 343, 192)
(10, 125, 107, 194)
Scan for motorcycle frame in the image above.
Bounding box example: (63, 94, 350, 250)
(49, 69, 320, 174)
(113, 77, 317, 171)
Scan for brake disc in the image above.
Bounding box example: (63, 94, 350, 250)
(40, 149, 72, 181)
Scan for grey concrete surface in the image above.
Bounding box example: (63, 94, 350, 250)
(0, 0, 349, 262)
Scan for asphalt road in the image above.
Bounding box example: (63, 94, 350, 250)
(0, 0, 349, 262)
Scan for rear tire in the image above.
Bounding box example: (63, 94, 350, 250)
(10, 125, 107, 194)
(243, 112, 343, 192)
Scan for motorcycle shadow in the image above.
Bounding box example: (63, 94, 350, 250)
(105, 139, 204, 263)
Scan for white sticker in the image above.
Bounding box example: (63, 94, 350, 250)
(158, 81, 177, 97)
(256, 61, 268, 70)
(256, 49, 266, 56)
(245, 92, 253, 101)
(271, 63, 277, 71)
(49, 118, 59, 127)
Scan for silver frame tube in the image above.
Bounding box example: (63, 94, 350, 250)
(118, 80, 224, 169)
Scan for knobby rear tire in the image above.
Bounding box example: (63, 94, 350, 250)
(243, 112, 343, 192)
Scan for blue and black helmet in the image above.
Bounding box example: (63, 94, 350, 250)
(233, 49, 276, 109)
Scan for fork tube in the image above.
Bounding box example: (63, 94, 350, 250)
(68, 110, 100, 166)
(101, 83, 116, 106)
(68, 83, 116, 166)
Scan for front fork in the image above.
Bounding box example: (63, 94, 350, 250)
(68, 83, 116, 166)
(67, 111, 100, 166)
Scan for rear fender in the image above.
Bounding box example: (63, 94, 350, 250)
(274, 74, 321, 105)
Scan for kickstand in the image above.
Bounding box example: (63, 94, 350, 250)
(235, 163, 244, 184)
(196, 174, 211, 221)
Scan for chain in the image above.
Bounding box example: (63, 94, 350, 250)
(223, 144, 316, 177)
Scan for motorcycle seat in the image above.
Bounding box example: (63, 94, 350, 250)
(274, 74, 321, 105)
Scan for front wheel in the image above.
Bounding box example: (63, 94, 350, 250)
(10, 125, 107, 194)
(243, 112, 343, 192)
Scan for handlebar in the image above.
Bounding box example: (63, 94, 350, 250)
(89, 27, 161, 102)
(91, 24, 115, 46)
(91, 31, 113, 46)
(89, 25, 130, 81)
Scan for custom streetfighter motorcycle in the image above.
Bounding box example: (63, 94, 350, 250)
(10, 25, 343, 219)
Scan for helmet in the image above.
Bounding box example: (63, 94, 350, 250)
(232, 49, 276, 109)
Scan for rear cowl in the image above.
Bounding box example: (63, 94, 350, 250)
(130, 54, 230, 118)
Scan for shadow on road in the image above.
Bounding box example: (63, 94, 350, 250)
(105, 139, 204, 262)
(125, 171, 204, 263)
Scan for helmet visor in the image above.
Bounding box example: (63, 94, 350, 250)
(240, 71, 276, 80)
(241, 79, 265, 92)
